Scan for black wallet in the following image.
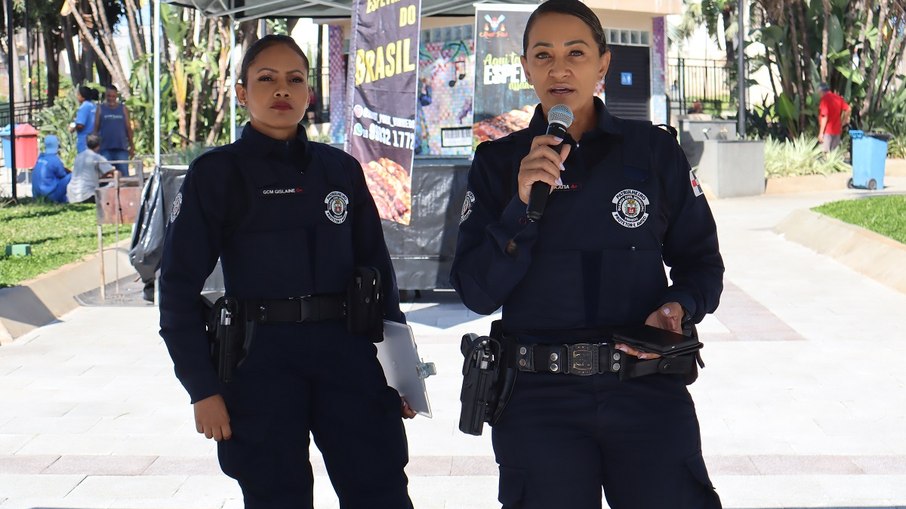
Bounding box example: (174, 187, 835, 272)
(612, 324, 702, 356)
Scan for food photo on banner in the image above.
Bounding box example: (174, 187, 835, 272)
(345, 0, 422, 225)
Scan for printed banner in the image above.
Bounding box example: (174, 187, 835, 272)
(416, 26, 475, 156)
(346, 0, 422, 225)
(473, 4, 537, 144)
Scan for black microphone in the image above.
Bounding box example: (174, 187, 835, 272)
(526, 104, 574, 222)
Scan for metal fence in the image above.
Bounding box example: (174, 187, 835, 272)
(0, 99, 48, 127)
(667, 58, 735, 118)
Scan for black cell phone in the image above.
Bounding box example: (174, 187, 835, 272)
(612, 324, 702, 356)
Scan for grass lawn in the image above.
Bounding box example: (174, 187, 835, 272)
(813, 195, 906, 244)
(0, 198, 122, 288)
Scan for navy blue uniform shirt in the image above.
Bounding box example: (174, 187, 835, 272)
(451, 99, 724, 333)
(159, 124, 403, 403)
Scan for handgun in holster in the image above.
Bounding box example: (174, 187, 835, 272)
(458, 321, 517, 436)
(204, 296, 248, 384)
(347, 266, 384, 342)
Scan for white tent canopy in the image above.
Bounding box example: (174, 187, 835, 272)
(165, 0, 536, 20)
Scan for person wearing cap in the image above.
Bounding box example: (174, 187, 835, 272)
(451, 0, 724, 507)
(31, 135, 71, 203)
(818, 83, 851, 153)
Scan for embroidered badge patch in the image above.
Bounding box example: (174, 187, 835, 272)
(611, 189, 650, 228)
(689, 169, 704, 197)
(324, 191, 349, 224)
(460, 191, 476, 224)
(169, 192, 182, 224)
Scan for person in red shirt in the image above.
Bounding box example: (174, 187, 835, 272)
(818, 83, 851, 153)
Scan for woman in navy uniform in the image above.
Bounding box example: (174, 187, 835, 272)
(451, 1, 725, 508)
(159, 35, 414, 509)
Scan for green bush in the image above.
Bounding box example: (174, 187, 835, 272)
(764, 135, 851, 178)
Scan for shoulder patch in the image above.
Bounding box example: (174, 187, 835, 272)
(169, 192, 183, 223)
(689, 169, 704, 197)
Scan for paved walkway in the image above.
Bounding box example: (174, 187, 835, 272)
(2, 178, 906, 508)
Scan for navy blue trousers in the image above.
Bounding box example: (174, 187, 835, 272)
(491, 371, 722, 509)
(217, 321, 413, 509)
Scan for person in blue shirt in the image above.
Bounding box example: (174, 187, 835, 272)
(31, 135, 70, 203)
(158, 35, 415, 509)
(451, 1, 725, 508)
(94, 84, 134, 176)
(69, 86, 98, 153)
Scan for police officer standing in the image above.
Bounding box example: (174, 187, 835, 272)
(159, 35, 415, 508)
(451, 1, 725, 508)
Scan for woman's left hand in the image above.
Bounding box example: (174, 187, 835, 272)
(614, 302, 684, 360)
(401, 397, 417, 419)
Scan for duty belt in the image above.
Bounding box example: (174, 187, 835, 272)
(513, 341, 698, 378)
(514, 342, 624, 376)
(243, 294, 346, 323)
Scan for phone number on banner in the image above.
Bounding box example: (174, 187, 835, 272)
(353, 122, 415, 150)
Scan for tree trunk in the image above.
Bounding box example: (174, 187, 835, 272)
(855, 0, 872, 113)
(123, 0, 146, 61)
(821, 0, 830, 81)
(42, 25, 60, 105)
(206, 21, 232, 145)
(189, 19, 217, 143)
(67, 0, 129, 96)
(862, 0, 888, 116)
(786, 0, 807, 130)
(85, 0, 129, 93)
(62, 20, 84, 85)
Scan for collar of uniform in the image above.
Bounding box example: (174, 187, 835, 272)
(526, 97, 621, 140)
(238, 122, 309, 160)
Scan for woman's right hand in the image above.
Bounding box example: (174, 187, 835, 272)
(516, 134, 572, 205)
(194, 394, 232, 441)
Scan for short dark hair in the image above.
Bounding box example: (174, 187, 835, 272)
(239, 34, 310, 86)
(819, 82, 830, 92)
(106, 84, 118, 92)
(523, 0, 608, 56)
(86, 134, 101, 149)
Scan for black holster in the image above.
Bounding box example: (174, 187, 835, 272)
(204, 296, 249, 384)
(347, 266, 384, 342)
(458, 320, 516, 436)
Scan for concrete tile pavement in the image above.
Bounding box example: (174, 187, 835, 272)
(1, 179, 906, 508)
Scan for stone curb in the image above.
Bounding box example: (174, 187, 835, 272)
(775, 208, 906, 295)
(0, 244, 137, 345)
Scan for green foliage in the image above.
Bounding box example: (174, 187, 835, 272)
(864, 86, 906, 159)
(34, 93, 78, 168)
(0, 198, 118, 288)
(813, 195, 906, 245)
(764, 135, 851, 178)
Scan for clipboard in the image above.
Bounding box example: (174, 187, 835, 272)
(376, 320, 435, 418)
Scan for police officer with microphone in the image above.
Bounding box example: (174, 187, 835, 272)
(451, 1, 725, 507)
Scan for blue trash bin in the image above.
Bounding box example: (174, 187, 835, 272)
(848, 130, 890, 190)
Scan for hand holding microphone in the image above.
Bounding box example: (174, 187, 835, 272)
(520, 104, 574, 222)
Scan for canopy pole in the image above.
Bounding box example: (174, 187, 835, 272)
(7, 0, 17, 201)
(737, 0, 746, 138)
(154, 0, 161, 166)
(230, 20, 237, 142)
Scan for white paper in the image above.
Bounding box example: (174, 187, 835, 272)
(376, 320, 433, 418)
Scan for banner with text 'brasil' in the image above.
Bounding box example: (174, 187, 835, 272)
(346, 0, 422, 225)
(473, 4, 536, 144)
